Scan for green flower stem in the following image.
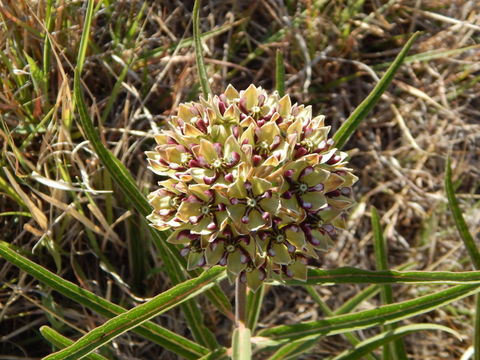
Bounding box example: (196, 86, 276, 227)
(236, 277, 247, 329)
(233, 278, 251, 360)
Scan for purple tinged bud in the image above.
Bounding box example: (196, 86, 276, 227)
(219, 254, 228, 266)
(327, 155, 341, 165)
(257, 119, 265, 127)
(230, 198, 240, 205)
(273, 217, 282, 226)
(242, 139, 249, 145)
(240, 272, 247, 283)
(197, 256, 206, 267)
(326, 190, 341, 197)
(309, 237, 321, 246)
(287, 243, 296, 253)
(224, 173, 234, 183)
(258, 94, 265, 106)
(189, 159, 202, 168)
(233, 126, 240, 138)
(324, 224, 335, 233)
(218, 101, 226, 115)
(204, 189, 214, 198)
(185, 194, 200, 203)
(252, 155, 262, 166)
(203, 174, 217, 185)
(244, 181, 252, 191)
(311, 184, 324, 192)
(240, 113, 247, 120)
(282, 191, 293, 199)
(259, 232, 269, 241)
(268, 248, 276, 257)
(327, 138, 335, 147)
(262, 211, 270, 220)
(207, 221, 217, 230)
(239, 98, 248, 114)
(240, 252, 249, 264)
(300, 166, 314, 178)
(228, 152, 240, 167)
(317, 140, 327, 151)
(180, 247, 190, 257)
(295, 147, 308, 159)
(284, 169, 294, 178)
(262, 190, 272, 199)
(271, 135, 281, 150)
(341, 187, 351, 195)
(189, 216, 201, 224)
(301, 201, 313, 210)
(241, 215, 249, 224)
(218, 203, 226, 211)
(196, 119, 208, 133)
(259, 269, 266, 281)
(167, 137, 178, 144)
(285, 267, 294, 278)
(177, 230, 191, 242)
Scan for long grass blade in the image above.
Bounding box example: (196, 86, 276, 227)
(40, 326, 108, 360)
(333, 32, 419, 149)
(258, 284, 480, 341)
(445, 155, 480, 360)
(232, 327, 252, 360)
(193, 0, 211, 97)
(0, 241, 209, 359)
(331, 324, 460, 360)
(283, 267, 480, 285)
(372, 207, 407, 359)
(43, 267, 226, 360)
(247, 285, 265, 331)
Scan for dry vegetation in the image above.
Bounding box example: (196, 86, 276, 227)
(1, 0, 479, 358)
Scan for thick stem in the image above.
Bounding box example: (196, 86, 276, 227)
(235, 277, 247, 329)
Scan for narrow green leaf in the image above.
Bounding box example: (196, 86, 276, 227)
(198, 348, 229, 360)
(258, 284, 480, 341)
(333, 32, 419, 149)
(247, 285, 265, 331)
(267, 338, 318, 360)
(275, 50, 285, 97)
(283, 267, 480, 285)
(445, 155, 480, 269)
(331, 324, 460, 360)
(43, 267, 226, 360)
(193, 0, 211, 97)
(0, 241, 208, 359)
(40, 326, 108, 360)
(445, 155, 480, 360)
(371, 207, 407, 360)
(232, 327, 252, 360)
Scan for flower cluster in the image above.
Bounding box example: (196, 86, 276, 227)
(146, 85, 357, 291)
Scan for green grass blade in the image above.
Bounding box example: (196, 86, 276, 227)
(332, 32, 419, 149)
(43, 267, 226, 360)
(334, 284, 380, 315)
(275, 50, 285, 97)
(258, 284, 480, 341)
(193, 0, 211, 97)
(445, 155, 480, 269)
(331, 324, 460, 360)
(246, 285, 265, 331)
(445, 156, 480, 360)
(40, 326, 108, 360)
(199, 348, 229, 360)
(0, 241, 209, 359)
(232, 327, 252, 360)
(283, 267, 480, 285)
(372, 207, 407, 360)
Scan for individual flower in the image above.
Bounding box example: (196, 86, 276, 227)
(146, 84, 357, 291)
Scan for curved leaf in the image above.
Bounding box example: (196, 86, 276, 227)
(258, 284, 480, 341)
(333, 32, 419, 149)
(283, 267, 480, 285)
(0, 241, 208, 359)
(331, 324, 460, 360)
(43, 267, 226, 360)
(193, 0, 211, 97)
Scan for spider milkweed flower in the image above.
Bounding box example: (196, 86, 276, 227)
(146, 84, 357, 291)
